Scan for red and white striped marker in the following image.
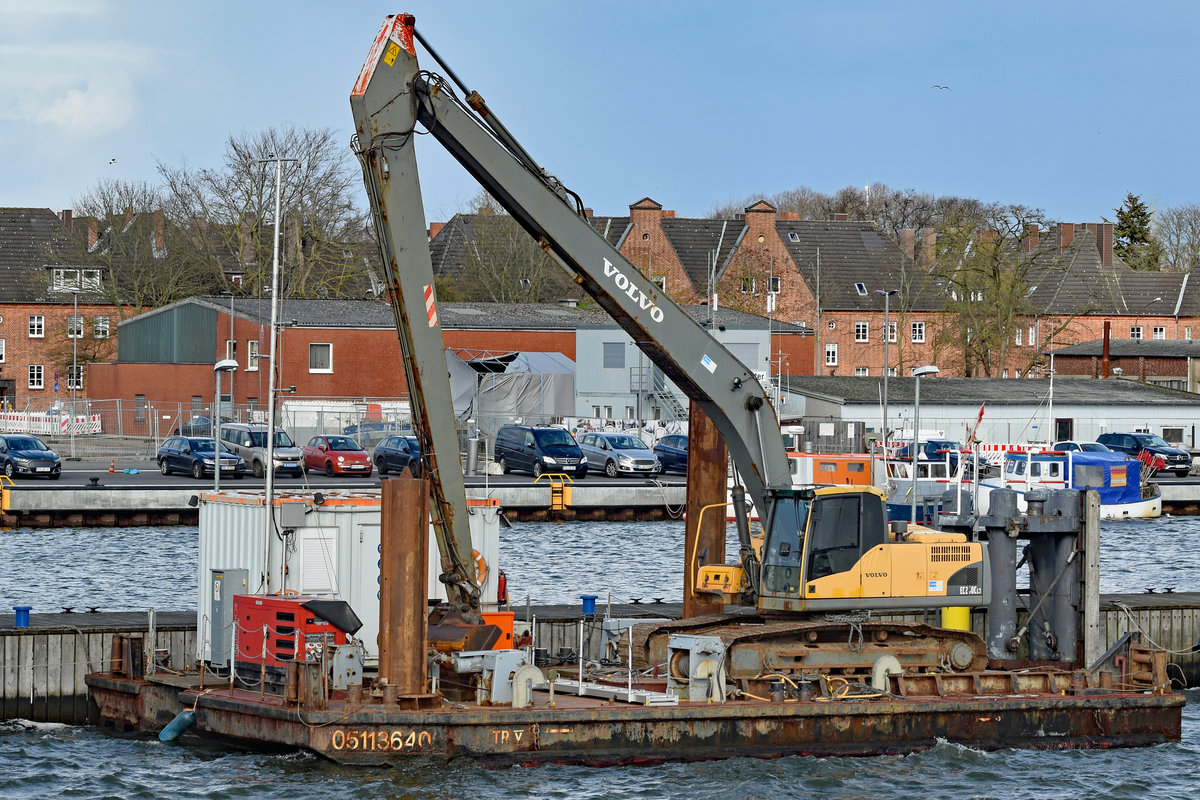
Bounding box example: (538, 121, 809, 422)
(424, 285, 438, 327)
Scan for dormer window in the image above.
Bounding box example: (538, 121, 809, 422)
(50, 268, 102, 293)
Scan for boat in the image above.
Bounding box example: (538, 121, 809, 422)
(726, 451, 874, 521)
(977, 450, 1161, 520)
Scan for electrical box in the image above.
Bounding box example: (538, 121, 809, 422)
(210, 568, 248, 668)
(233, 594, 348, 670)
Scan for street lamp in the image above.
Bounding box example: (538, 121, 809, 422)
(70, 289, 79, 460)
(1133, 296, 1162, 336)
(910, 364, 940, 525)
(213, 359, 238, 491)
(875, 289, 897, 455)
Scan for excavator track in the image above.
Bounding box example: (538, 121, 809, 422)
(633, 612, 987, 684)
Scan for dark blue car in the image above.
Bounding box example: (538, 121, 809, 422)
(652, 434, 688, 473)
(373, 435, 422, 476)
(157, 436, 246, 479)
(0, 434, 61, 479)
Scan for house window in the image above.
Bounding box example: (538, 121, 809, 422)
(602, 342, 624, 369)
(768, 276, 781, 294)
(67, 364, 83, 390)
(247, 340, 259, 371)
(1028, 326, 1036, 345)
(67, 315, 83, 338)
(651, 275, 666, 291)
(1015, 328, 1023, 346)
(855, 367, 869, 376)
(135, 394, 146, 422)
(625, 406, 635, 418)
(741, 277, 755, 294)
(247, 397, 258, 411)
(887, 322, 897, 343)
(855, 322, 869, 342)
(1186, 327, 1193, 340)
(911, 321, 925, 343)
(0, 339, 6, 362)
(28, 365, 43, 389)
(225, 339, 237, 361)
(1002, 369, 1009, 378)
(94, 316, 110, 338)
(191, 396, 204, 414)
(592, 405, 601, 417)
(1153, 326, 1166, 340)
(854, 282, 867, 296)
(1130, 326, 1142, 340)
(886, 367, 897, 377)
(28, 315, 44, 338)
(603, 405, 612, 418)
(825, 343, 838, 366)
(308, 343, 333, 373)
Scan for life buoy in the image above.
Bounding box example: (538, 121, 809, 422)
(472, 548, 488, 585)
(280, 589, 299, 597)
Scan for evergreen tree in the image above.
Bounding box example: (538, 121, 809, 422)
(1113, 192, 1162, 270)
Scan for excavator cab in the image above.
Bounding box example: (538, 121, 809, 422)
(697, 486, 989, 613)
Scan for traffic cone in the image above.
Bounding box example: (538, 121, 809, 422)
(108, 459, 115, 474)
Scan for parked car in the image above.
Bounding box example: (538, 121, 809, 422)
(219, 423, 304, 478)
(493, 425, 586, 477)
(157, 436, 246, 479)
(0, 434, 61, 479)
(373, 435, 422, 476)
(1096, 432, 1193, 477)
(578, 432, 661, 477)
(1052, 441, 1113, 453)
(179, 415, 214, 436)
(303, 435, 373, 477)
(653, 434, 689, 473)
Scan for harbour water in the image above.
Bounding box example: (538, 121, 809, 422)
(2, 517, 1198, 798)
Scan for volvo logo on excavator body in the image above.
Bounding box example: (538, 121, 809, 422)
(603, 259, 664, 323)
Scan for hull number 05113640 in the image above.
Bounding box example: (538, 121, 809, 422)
(330, 729, 432, 751)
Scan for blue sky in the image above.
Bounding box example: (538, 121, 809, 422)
(3, 1, 1198, 225)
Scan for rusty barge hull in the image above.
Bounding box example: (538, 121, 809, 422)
(87, 675, 1182, 767)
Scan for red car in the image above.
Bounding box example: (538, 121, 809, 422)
(302, 435, 373, 476)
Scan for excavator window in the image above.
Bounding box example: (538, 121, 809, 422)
(805, 493, 886, 581)
(761, 494, 810, 593)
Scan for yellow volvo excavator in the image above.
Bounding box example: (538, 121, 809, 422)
(350, 14, 989, 685)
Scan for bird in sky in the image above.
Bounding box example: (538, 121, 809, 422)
(931, 84, 951, 91)
(108, 158, 117, 164)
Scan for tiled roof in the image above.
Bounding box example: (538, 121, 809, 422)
(1050, 338, 1200, 357)
(776, 220, 946, 313)
(661, 218, 742, 294)
(780, 375, 1198, 406)
(0, 207, 82, 303)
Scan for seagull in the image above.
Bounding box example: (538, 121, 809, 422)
(931, 84, 951, 91)
(108, 158, 116, 164)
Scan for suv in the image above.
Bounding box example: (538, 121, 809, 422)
(219, 423, 304, 478)
(493, 425, 586, 477)
(1096, 432, 1192, 477)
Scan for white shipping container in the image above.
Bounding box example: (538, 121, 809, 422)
(196, 489, 502, 664)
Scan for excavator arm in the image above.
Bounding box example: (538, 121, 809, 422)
(351, 15, 799, 600)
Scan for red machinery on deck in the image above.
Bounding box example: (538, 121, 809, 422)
(233, 594, 348, 669)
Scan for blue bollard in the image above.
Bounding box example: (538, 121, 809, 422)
(580, 594, 598, 616)
(13, 606, 31, 627)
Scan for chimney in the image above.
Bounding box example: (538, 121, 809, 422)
(780, 211, 800, 221)
(920, 229, 937, 267)
(1057, 222, 1075, 253)
(59, 209, 73, 230)
(661, 209, 675, 219)
(125, 206, 134, 222)
(1086, 222, 1113, 267)
(87, 218, 98, 250)
(428, 221, 445, 239)
(1021, 223, 1039, 252)
(831, 212, 849, 222)
(899, 228, 916, 261)
(152, 210, 165, 253)
(1101, 320, 1111, 378)
(583, 208, 594, 218)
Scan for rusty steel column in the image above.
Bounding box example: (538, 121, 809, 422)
(379, 476, 429, 695)
(683, 403, 728, 618)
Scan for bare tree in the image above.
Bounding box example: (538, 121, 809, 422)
(158, 125, 374, 298)
(930, 204, 1052, 377)
(61, 179, 221, 317)
(454, 191, 574, 303)
(1155, 203, 1200, 272)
